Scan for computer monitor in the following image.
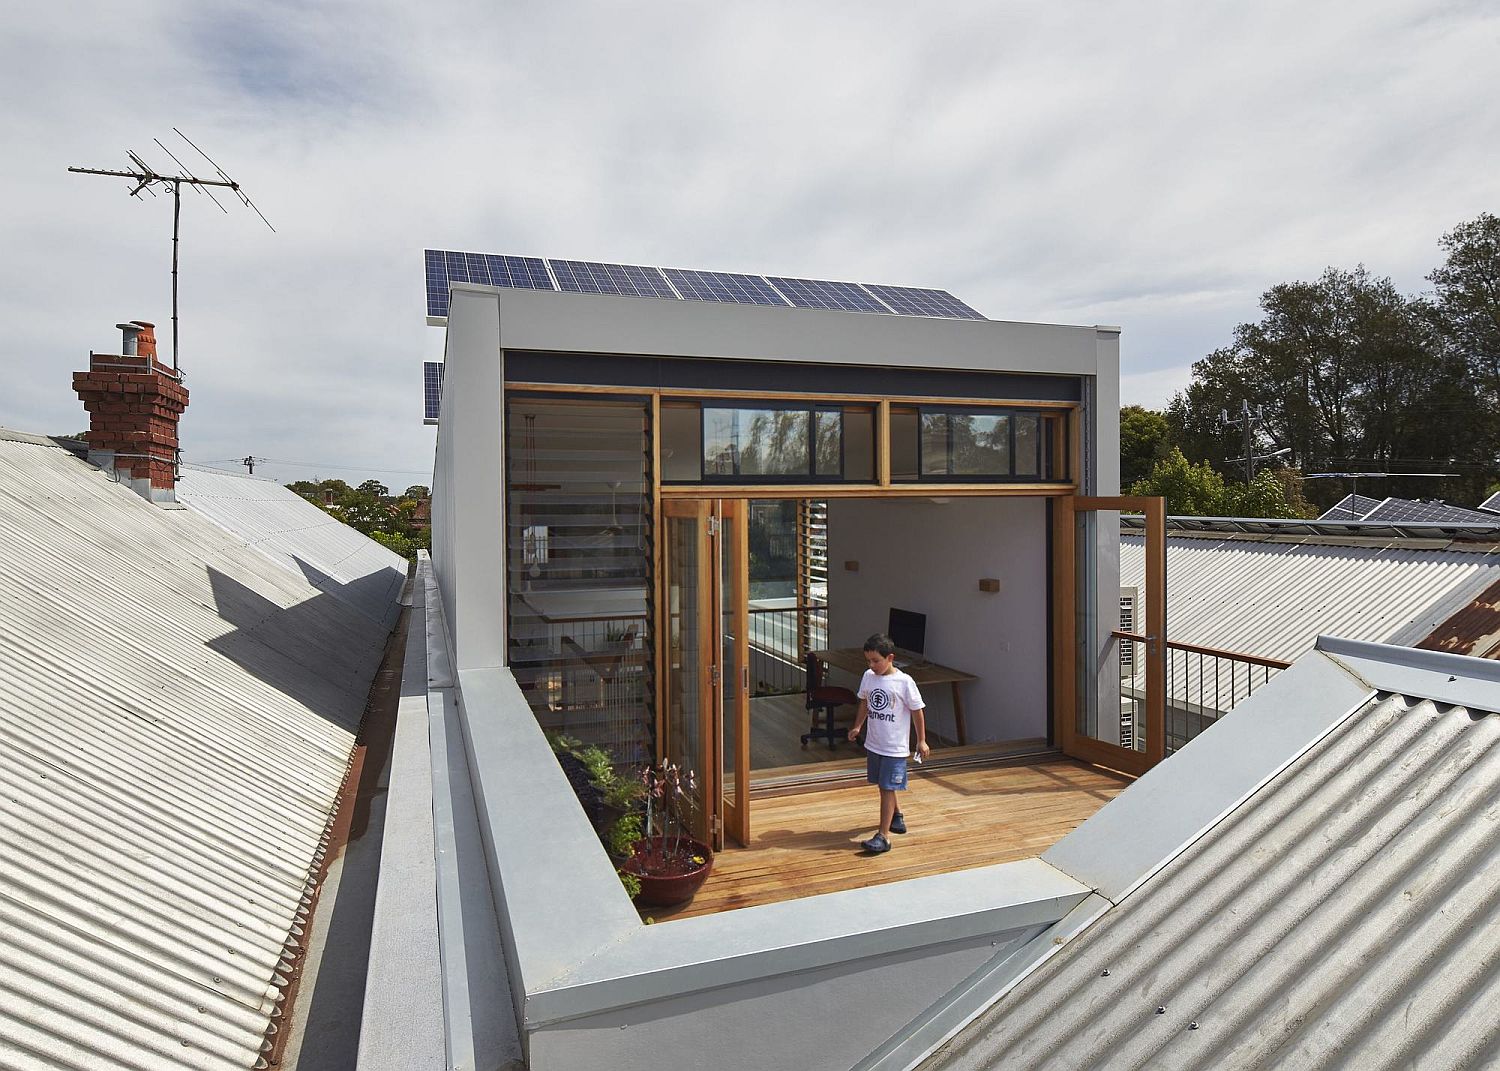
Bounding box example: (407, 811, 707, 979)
(887, 607, 926, 657)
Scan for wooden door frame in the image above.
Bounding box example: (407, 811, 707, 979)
(715, 499, 751, 848)
(1053, 495, 1165, 777)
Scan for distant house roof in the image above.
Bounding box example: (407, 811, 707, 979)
(176, 465, 406, 629)
(1121, 520, 1500, 663)
(0, 432, 399, 1070)
(926, 638, 1500, 1069)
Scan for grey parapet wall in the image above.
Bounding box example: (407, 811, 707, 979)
(417, 563, 1094, 1071)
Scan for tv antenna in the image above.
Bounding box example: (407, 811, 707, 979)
(68, 129, 274, 374)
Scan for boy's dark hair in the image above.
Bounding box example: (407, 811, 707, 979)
(862, 633, 896, 657)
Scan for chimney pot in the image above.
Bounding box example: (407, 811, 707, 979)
(115, 323, 143, 356)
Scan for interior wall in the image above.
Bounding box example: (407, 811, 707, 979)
(826, 496, 1049, 744)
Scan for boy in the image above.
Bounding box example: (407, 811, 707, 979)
(847, 632, 929, 854)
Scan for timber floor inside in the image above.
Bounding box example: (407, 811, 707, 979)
(650, 757, 1132, 921)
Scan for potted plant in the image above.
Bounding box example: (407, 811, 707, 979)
(620, 761, 713, 907)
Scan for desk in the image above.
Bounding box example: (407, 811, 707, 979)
(811, 648, 979, 745)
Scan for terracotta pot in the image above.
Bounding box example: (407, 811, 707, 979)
(623, 836, 714, 906)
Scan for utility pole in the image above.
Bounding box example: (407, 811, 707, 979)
(1220, 400, 1267, 486)
(241, 455, 259, 475)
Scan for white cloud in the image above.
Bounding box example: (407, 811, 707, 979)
(2, 0, 1497, 489)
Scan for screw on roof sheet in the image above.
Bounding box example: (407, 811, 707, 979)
(1101, 969, 1111, 977)
(1189, 1022, 1200, 1030)
(1156, 1007, 1167, 1015)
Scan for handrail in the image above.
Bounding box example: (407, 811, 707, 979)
(1112, 630, 1292, 670)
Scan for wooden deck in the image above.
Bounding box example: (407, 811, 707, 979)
(651, 757, 1132, 921)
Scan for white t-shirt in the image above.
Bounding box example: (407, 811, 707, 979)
(859, 668, 925, 757)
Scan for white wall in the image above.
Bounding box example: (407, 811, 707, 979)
(430, 288, 507, 672)
(825, 496, 1050, 744)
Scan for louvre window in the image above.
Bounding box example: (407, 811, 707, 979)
(505, 394, 654, 764)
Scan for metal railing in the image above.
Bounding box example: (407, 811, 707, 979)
(747, 603, 828, 695)
(1114, 631, 1292, 754)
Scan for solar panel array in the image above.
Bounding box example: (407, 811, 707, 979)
(1480, 491, 1500, 516)
(423, 361, 443, 424)
(423, 249, 986, 322)
(1362, 497, 1499, 525)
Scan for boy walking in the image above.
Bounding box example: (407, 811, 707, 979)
(848, 633, 929, 854)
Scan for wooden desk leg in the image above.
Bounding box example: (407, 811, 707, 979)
(951, 682, 967, 745)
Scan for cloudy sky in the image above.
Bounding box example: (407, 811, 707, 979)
(4, 1, 1497, 490)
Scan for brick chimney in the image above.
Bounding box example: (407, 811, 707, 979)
(73, 321, 189, 503)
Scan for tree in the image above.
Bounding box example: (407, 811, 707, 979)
(1120, 406, 1171, 489)
(1429, 212, 1500, 403)
(401, 484, 430, 500)
(357, 479, 389, 498)
(1129, 448, 1310, 518)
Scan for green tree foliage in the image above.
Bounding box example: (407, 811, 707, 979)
(286, 478, 430, 561)
(1129, 448, 1310, 519)
(402, 484, 431, 499)
(1167, 244, 1493, 509)
(1120, 406, 1171, 488)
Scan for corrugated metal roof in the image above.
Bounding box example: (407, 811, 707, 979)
(0, 436, 394, 1070)
(926, 686, 1500, 1070)
(176, 466, 407, 631)
(1123, 534, 1500, 663)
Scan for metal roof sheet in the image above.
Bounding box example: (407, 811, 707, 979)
(176, 466, 407, 631)
(0, 437, 394, 1070)
(926, 685, 1500, 1070)
(1122, 533, 1500, 663)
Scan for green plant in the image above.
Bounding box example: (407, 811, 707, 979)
(547, 733, 647, 897)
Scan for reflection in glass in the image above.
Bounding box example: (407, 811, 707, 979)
(721, 512, 737, 806)
(920, 413, 949, 475)
(814, 410, 841, 476)
(891, 408, 919, 480)
(952, 413, 1008, 475)
(703, 408, 738, 477)
(740, 409, 809, 475)
(1014, 413, 1040, 477)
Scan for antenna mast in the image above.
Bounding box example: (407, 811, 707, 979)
(68, 129, 274, 374)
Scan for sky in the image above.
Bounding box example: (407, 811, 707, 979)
(3, 0, 1497, 491)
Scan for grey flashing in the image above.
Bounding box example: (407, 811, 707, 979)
(1043, 648, 1375, 904)
(356, 579, 445, 1070)
(1315, 635, 1500, 711)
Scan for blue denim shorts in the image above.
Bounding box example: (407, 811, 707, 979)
(866, 752, 909, 791)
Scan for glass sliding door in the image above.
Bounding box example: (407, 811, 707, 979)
(663, 500, 714, 842)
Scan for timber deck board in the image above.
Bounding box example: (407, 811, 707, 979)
(651, 758, 1130, 921)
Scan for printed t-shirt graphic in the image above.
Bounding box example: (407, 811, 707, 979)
(858, 669, 925, 757)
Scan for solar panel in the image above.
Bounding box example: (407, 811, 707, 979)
(549, 259, 677, 299)
(424, 250, 553, 317)
(1479, 491, 1500, 516)
(423, 362, 443, 424)
(1362, 497, 1499, 524)
(861, 283, 985, 320)
(1318, 493, 1383, 521)
(765, 276, 890, 313)
(662, 268, 790, 307)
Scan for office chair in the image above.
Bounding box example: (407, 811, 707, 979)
(801, 652, 859, 750)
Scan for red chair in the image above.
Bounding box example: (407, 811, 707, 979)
(802, 652, 859, 749)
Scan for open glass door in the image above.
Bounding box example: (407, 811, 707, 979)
(662, 499, 750, 850)
(663, 500, 714, 842)
(716, 500, 750, 848)
(1053, 495, 1166, 776)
